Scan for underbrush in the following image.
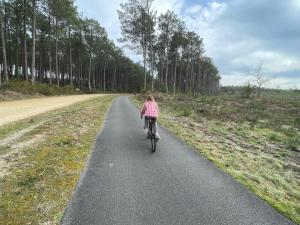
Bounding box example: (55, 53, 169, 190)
(142, 91, 300, 150)
(0, 80, 82, 99)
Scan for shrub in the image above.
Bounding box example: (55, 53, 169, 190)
(240, 82, 255, 98)
(0, 80, 80, 96)
(141, 88, 148, 95)
(286, 137, 300, 152)
(268, 132, 279, 142)
(294, 117, 300, 129)
(246, 100, 266, 129)
(182, 108, 192, 117)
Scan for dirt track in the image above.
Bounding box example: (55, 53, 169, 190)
(0, 94, 105, 127)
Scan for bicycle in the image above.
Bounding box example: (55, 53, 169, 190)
(147, 117, 157, 152)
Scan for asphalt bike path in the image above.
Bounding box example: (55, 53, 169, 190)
(61, 96, 294, 225)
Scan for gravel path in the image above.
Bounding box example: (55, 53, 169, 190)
(0, 94, 106, 126)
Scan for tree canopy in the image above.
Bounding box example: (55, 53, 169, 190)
(0, 0, 220, 95)
(118, 0, 220, 95)
(0, 0, 144, 92)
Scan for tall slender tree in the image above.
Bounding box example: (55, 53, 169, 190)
(0, 1, 8, 83)
(118, 0, 155, 90)
(31, 0, 36, 83)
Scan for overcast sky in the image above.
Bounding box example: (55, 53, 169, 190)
(75, 0, 300, 89)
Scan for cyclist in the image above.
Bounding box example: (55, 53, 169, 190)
(140, 95, 160, 140)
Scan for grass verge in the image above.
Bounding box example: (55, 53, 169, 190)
(131, 93, 300, 225)
(0, 95, 116, 225)
(0, 80, 84, 101)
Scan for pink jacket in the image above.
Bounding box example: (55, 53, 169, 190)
(141, 101, 159, 117)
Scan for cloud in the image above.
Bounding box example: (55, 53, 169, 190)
(75, 0, 300, 89)
(221, 73, 300, 90)
(75, 0, 142, 61)
(179, 0, 300, 89)
(153, 0, 183, 15)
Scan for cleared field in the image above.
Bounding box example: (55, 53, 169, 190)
(0, 94, 106, 126)
(132, 91, 300, 224)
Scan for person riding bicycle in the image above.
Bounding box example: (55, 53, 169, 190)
(140, 95, 160, 140)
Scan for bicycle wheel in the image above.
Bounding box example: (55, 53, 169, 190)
(149, 125, 156, 152)
(151, 135, 156, 152)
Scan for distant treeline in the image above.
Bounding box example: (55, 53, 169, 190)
(118, 0, 220, 95)
(0, 0, 144, 92)
(0, 0, 220, 95)
(221, 86, 300, 94)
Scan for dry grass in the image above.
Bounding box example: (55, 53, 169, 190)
(0, 95, 116, 225)
(132, 91, 300, 224)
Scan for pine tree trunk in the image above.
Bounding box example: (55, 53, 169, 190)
(198, 59, 201, 94)
(31, 0, 36, 84)
(49, 48, 52, 84)
(79, 62, 82, 89)
(173, 53, 177, 95)
(179, 62, 182, 93)
(160, 63, 164, 91)
(147, 0, 154, 92)
(191, 59, 194, 96)
(69, 27, 73, 85)
(88, 52, 92, 91)
(39, 52, 42, 82)
(143, 46, 147, 90)
(55, 19, 59, 86)
(165, 44, 169, 94)
(103, 59, 107, 92)
(185, 59, 189, 92)
(113, 66, 116, 90)
(15, 30, 20, 79)
(0, 3, 8, 83)
(150, 41, 154, 91)
(23, 0, 28, 80)
(92, 64, 95, 90)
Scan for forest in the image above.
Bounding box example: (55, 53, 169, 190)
(0, 0, 144, 92)
(0, 0, 219, 95)
(118, 0, 220, 95)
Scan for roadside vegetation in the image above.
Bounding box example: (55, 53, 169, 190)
(0, 80, 83, 101)
(0, 95, 116, 225)
(132, 90, 300, 224)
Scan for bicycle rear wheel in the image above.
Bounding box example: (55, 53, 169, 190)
(151, 135, 156, 152)
(149, 124, 156, 152)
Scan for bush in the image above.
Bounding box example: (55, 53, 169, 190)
(294, 117, 300, 129)
(181, 108, 192, 117)
(268, 132, 279, 142)
(246, 100, 266, 129)
(240, 82, 255, 98)
(286, 137, 300, 152)
(0, 80, 81, 96)
(141, 88, 148, 95)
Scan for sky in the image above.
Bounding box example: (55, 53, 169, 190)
(75, 0, 300, 89)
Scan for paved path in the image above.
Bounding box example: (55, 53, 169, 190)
(61, 96, 294, 225)
(0, 94, 105, 126)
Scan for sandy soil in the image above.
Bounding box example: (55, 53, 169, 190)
(0, 94, 105, 127)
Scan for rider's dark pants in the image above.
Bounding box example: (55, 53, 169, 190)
(144, 116, 157, 134)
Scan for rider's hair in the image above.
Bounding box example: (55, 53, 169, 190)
(147, 95, 154, 101)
